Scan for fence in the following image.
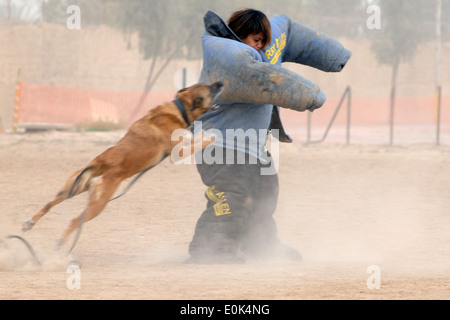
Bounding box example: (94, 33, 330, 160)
(281, 87, 449, 145)
(13, 82, 174, 130)
(8, 80, 450, 145)
(306, 86, 352, 145)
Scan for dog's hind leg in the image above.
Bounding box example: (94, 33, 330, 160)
(57, 176, 121, 247)
(22, 168, 89, 232)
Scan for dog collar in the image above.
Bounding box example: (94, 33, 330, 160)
(173, 98, 190, 126)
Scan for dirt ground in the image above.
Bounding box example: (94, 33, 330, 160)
(0, 130, 449, 300)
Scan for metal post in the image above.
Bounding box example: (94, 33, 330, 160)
(0, 116, 4, 134)
(307, 111, 311, 144)
(389, 86, 395, 146)
(305, 86, 351, 145)
(346, 86, 351, 145)
(435, 0, 442, 90)
(436, 86, 441, 146)
(12, 69, 22, 133)
(435, 0, 442, 146)
(182, 68, 187, 88)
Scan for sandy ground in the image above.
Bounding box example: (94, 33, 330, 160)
(0, 129, 449, 300)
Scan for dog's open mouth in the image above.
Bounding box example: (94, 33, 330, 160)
(208, 81, 224, 111)
(209, 104, 220, 111)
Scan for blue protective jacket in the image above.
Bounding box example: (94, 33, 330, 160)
(197, 11, 352, 159)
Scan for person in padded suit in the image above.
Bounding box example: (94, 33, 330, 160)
(186, 9, 351, 264)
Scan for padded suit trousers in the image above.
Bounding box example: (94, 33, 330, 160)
(188, 149, 280, 259)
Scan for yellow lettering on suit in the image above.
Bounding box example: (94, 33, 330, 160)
(264, 33, 286, 64)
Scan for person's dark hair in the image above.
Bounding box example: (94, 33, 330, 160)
(227, 9, 271, 48)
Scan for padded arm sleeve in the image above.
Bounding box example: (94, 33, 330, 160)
(200, 34, 326, 112)
(281, 15, 352, 72)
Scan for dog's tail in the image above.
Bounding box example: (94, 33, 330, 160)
(67, 166, 95, 199)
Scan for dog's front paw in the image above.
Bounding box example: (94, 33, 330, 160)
(22, 219, 35, 232)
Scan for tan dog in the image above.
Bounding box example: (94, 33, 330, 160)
(22, 81, 223, 247)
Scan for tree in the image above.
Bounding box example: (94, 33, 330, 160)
(2, 0, 42, 23)
(367, 0, 435, 144)
(370, 0, 433, 87)
(117, 0, 245, 120)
